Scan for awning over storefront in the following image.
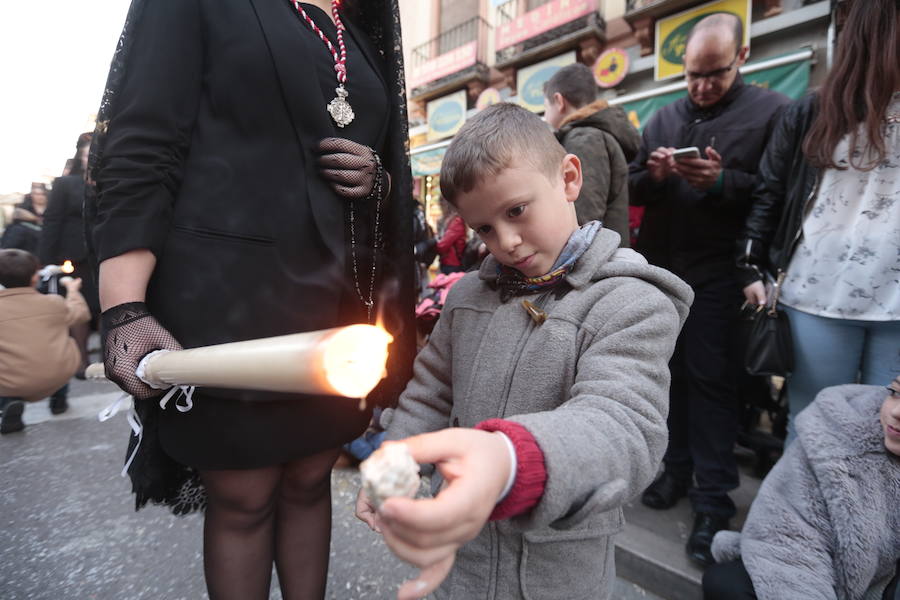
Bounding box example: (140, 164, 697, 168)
(409, 48, 813, 176)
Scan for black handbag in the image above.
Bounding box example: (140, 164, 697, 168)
(741, 271, 794, 377)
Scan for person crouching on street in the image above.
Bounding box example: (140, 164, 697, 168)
(0, 249, 90, 433)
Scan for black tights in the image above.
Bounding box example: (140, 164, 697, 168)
(200, 447, 340, 600)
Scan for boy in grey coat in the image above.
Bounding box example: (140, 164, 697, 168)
(357, 103, 693, 600)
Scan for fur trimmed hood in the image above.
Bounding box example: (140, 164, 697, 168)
(557, 100, 640, 162)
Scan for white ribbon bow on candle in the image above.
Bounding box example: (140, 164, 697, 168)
(98, 392, 142, 477)
(137, 349, 196, 412)
(98, 350, 197, 479)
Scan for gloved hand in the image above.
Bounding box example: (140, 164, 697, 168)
(100, 301, 183, 400)
(317, 137, 390, 201)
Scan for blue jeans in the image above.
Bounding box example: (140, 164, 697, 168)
(783, 305, 900, 444)
(343, 430, 386, 462)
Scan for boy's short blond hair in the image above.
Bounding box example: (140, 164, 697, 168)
(440, 103, 567, 203)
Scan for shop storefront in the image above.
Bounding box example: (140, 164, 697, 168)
(409, 48, 812, 215)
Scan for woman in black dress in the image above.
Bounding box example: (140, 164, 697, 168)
(87, 1, 414, 598)
(41, 133, 98, 375)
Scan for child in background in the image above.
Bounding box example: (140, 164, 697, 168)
(434, 200, 467, 275)
(356, 103, 693, 600)
(0, 249, 90, 433)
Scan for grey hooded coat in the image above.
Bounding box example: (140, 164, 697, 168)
(712, 385, 900, 600)
(384, 228, 693, 599)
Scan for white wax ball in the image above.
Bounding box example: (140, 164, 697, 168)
(360, 442, 420, 507)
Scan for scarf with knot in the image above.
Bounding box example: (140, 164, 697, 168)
(494, 221, 600, 302)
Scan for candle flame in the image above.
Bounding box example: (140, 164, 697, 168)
(61, 260, 74, 274)
(323, 324, 393, 399)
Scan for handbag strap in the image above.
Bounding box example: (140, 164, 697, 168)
(768, 270, 787, 316)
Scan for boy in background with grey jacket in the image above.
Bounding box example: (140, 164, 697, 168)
(356, 103, 693, 600)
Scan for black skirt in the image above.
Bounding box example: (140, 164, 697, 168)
(158, 390, 374, 470)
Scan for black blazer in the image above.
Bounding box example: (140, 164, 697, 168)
(92, 0, 415, 402)
(41, 175, 89, 265)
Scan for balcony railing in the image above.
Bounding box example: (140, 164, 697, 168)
(408, 17, 491, 92)
(494, 0, 603, 64)
(498, 0, 555, 23)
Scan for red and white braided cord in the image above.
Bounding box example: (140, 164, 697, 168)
(291, 0, 348, 84)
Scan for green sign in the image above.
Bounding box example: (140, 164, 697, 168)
(620, 57, 810, 132)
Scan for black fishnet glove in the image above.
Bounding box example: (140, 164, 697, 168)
(317, 137, 390, 200)
(101, 302, 183, 400)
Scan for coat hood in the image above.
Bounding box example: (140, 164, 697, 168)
(557, 101, 641, 162)
(479, 228, 693, 325)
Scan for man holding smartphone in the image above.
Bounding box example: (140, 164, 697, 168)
(628, 13, 789, 567)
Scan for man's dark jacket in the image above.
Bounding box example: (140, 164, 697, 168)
(737, 94, 819, 288)
(629, 76, 790, 286)
(556, 101, 641, 247)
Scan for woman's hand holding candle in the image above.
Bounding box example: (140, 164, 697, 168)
(100, 301, 183, 400)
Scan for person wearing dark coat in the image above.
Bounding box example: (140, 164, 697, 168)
(0, 202, 42, 255)
(85, 1, 415, 598)
(1, 184, 48, 254)
(735, 0, 900, 444)
(544, 63, 641, 247)
(628, 13, 790, 567)
(40, 133, 97, 377)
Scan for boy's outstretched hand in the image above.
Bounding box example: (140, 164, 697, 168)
(355, 430, 512, 600)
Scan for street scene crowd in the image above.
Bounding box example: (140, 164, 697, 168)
(1, 0, 898, 599)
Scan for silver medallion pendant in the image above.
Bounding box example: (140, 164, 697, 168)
(327, 85, 355, 128)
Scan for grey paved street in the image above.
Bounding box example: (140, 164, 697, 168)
(1, 378, 661, 599)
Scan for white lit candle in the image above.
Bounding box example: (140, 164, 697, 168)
(86, 324, 393, 399)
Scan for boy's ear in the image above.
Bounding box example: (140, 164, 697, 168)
(31, 272, 39, 287)
(553, 92, 567, 112)
(561, 154, 582, 203)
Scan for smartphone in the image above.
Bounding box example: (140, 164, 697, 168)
(672, 146, 701, 161)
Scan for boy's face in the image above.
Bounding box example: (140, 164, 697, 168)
(881, 376, 900, 457)
(453, 155, 582, 278)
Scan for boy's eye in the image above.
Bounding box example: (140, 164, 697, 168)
(508, 205, 526, 218)
(888, 387, 900, 398)
(476, 224, 492, 235)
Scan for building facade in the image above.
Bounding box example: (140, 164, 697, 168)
(398, 0, 832, 222)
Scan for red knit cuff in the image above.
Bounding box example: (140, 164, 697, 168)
(475, 419, 547, 521)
